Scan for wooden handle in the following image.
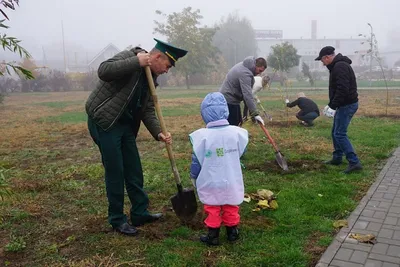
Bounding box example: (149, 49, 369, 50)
(144, 66, 181, 186)
(258, 102, 266, 113)
(258, 122, 280, 153)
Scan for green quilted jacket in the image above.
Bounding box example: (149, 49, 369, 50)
(85, 47, 161, 139)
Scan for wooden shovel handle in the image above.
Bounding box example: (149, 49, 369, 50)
(144, 66, 181, 185)
(258, 122, 280, 153)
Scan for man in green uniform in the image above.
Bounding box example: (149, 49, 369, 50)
(85, 39, 187, 236)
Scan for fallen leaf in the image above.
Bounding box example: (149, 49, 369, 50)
(252, 208, 261, 212)
(257, 189, 274, 200)
(250, 193, 260, 200)
(269, 200, 278, 210)
(318, 194, 323, 197)
(243, 195, 251, 203)
(349, 233, 376, 244)
(257, 200, 270, 209)
(333, 220, 348, 229)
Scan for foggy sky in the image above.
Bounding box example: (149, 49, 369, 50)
(2, 0, 400, 60)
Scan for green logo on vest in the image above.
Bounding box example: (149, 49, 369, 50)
(205, 150, 212, 158)
(216, 148, 224, 157)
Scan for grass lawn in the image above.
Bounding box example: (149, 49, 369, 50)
(160, 79, 400, 90)
(0, 89, 399, 266)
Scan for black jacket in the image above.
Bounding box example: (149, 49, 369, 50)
(287, 97, 320, 116)
(327, 54, 358, 109)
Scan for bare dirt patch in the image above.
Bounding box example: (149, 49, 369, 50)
(246, 159, 324, 174)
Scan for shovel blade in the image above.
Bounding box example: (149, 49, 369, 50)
(170, 187, 198, 222)
(275, 152, 289, 171)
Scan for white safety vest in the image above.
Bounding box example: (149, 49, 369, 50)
(189, 126, 248, 205)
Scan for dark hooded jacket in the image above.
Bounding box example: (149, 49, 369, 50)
(327, 53, 358, 109)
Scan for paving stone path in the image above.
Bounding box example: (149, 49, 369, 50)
(317, 147, 400, 267)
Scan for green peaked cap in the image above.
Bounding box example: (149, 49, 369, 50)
(153, 38, 188, 66)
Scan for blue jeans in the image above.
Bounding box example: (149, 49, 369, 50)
(296, 111, 319, 125)
(331, 102, 360, 165)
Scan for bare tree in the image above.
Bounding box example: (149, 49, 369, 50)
(357, 23, 389, 115)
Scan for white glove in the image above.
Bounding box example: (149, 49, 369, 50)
(285, 99, 290, 104)
(254, 115, 265, 126)
(191, 178, 196, 188)
(323, 105, 336, 118)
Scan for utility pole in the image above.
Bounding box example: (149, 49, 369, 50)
(368, 23, 373, 87)
(42, 46, 47, 67)
(228, 37, 237, 66)
(61, 20, 67, 72)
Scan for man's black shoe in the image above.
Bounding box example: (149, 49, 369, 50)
(343, 163, 363, 174)
(323, 159, 343, 165)
(113, 222, 138, 236)
(132, 213, 163, 227)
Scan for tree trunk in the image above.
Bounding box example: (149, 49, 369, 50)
(279, 71, 286, 87)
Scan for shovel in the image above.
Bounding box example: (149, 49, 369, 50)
(144, 66, 197, 222)
(258, 122, 289, 171)
(258, 102, 273, 121)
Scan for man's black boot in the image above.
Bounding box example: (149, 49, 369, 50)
(343, 162, 363, 174)
(200, 227, 220, 246)
(113, 222, 138, 236)
(323, 159, 343, 165)
(226, 226, 239, 242)
(132, 213, 163, 227)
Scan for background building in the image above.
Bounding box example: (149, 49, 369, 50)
(256, 20, 369, 70)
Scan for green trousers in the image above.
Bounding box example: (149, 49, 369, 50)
(88, 117, 149, 227)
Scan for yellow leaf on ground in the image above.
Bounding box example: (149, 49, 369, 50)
(252, 208, 261, 212)
(333, 220, 348, 229)
(269, 200, 278, 210)
(349, 233, 376, 244)
(257, 200, 270, 209)
(257, 189, 274, 200)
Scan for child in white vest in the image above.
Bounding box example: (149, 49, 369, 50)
(189, 92, 249, 245)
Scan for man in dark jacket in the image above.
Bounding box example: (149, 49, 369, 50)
(219, 57, 267, 126)
(315, 46, 362, 174)
(285, 92, 320, 127)
(85, 39, 187, 235)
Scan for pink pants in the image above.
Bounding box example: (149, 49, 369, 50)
(204, 204, 240, 228)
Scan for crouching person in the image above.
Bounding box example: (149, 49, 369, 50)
(189, 92, 249, 245)
(286, 92, 320, 127)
